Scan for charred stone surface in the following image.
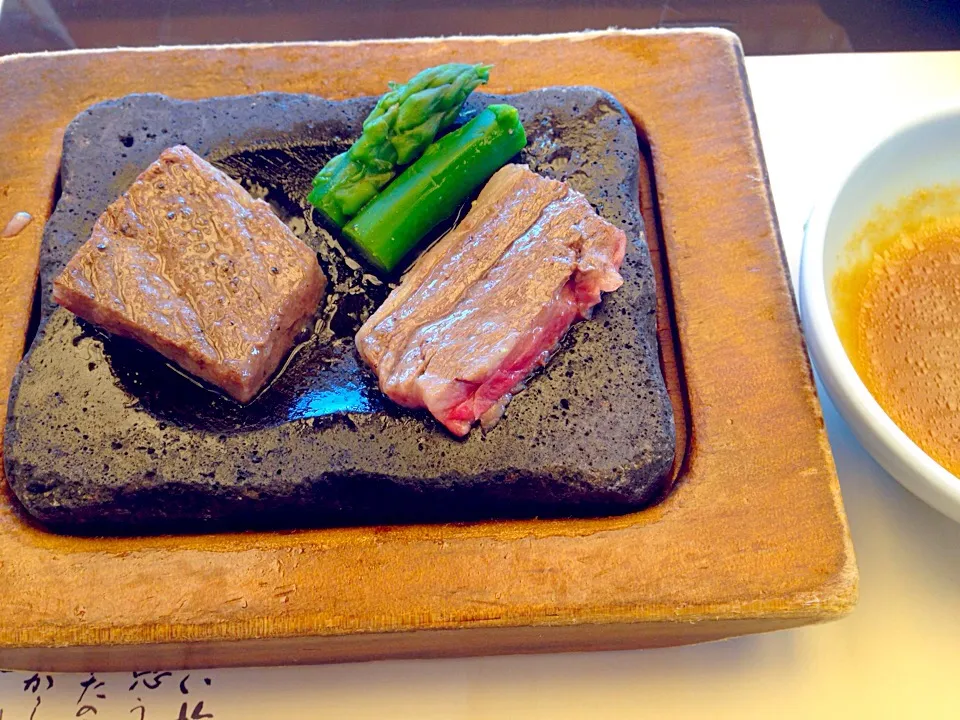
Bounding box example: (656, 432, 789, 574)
(5, 89, 675, 533)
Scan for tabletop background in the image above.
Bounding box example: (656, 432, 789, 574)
(2, 0, 960, 55)
(0, 43, 959, 720)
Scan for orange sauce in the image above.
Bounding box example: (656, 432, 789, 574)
(832, 185, 960, 477)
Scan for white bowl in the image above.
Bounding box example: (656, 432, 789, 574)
(800, 107, 960, 523)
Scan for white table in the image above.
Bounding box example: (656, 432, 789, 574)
(2, 51, 959, 719)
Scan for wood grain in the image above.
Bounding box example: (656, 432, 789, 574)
(0, 29, 857, 670)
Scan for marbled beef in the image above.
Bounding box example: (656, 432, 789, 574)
(53, 145, 326, 403)
(356, 163, 625, 436)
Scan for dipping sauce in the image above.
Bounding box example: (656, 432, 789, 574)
(833, 185, 960, 476)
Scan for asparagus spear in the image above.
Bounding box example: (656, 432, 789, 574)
(344, 104, 527, 273)
(308, 63, 491, 227)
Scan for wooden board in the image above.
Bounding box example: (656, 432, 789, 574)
(0, 29, 857, 670)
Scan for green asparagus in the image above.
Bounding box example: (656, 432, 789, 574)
(344, 104, 527, 273)
(307, 63, 491, 227)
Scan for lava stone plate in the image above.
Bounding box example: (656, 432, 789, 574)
(4, 88, 676, 534)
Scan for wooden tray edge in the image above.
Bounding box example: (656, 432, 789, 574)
(0, 29, 857, 667)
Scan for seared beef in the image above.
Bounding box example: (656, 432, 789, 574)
(53, 145, 326, 403)
(356, 163, 626, 436)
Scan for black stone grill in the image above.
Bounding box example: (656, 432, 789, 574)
(4, 89, 675, 534)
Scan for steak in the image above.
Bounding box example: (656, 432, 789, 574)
(356, 163, 626, 436)
(53, 145, 326, 403)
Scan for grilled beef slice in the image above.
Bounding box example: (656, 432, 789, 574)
(356, 164, 626, 436)
(53, 145, 326, 403)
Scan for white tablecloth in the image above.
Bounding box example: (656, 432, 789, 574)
(2, 50, 959, 719)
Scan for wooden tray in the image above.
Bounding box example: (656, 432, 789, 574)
(0, 29, 857, 671)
